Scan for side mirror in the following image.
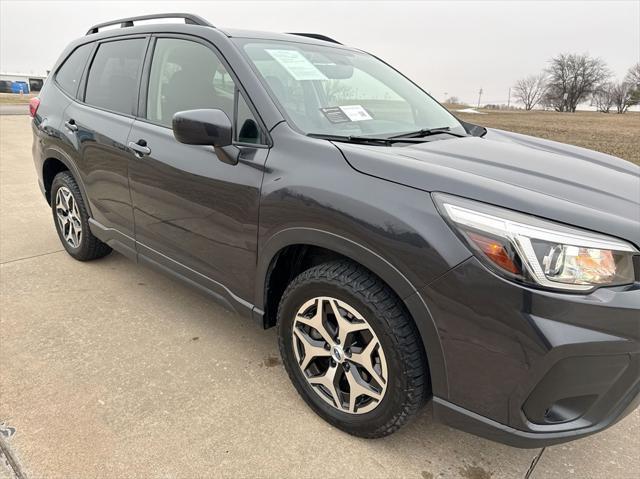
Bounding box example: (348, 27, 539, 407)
(172, 109, 239, 165)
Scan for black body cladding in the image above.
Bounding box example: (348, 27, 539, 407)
(31, 14, 640, 448)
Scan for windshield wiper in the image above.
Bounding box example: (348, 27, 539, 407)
(307, 133, 435, 146)
(307, 133, 395, 145)
(388, 126, 467, 139)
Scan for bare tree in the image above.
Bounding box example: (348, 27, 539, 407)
(625, 62, 640, 106)
(626, 62, 640, 86)
(545, 53, 611, 112)
(610, 81, 638, 114)
(444, 96, 462, 105)
(513, 73, 547, 110)
(592, 82, 615, 113)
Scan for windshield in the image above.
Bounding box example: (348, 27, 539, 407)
(238, 39, 465, 138)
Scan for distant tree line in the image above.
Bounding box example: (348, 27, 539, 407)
(512, 55, 639, 113)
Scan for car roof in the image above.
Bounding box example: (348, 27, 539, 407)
(83, 13, 357, 51)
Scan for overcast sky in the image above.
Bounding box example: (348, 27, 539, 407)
(1, 0, 638, 105)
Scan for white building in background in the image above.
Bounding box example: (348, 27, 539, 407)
(0, 72, 48, 93)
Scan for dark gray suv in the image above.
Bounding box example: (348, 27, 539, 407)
(30, 13, 640, 447)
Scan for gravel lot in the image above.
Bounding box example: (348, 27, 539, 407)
(1, 115, 638, 478)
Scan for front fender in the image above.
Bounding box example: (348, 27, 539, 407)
(255, 125, 475, 398)
(257, 227, 418, 304)
(256, 226, 450, 397)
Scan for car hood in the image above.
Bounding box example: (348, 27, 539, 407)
(335, 128, 640, 247)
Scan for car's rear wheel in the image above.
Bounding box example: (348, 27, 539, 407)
(277, 260, 429, 437)
(51, 171, 111, 261)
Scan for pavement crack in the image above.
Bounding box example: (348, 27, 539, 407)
(0, 434, 27, 479)
(524, 447, 546, 479)
(1, 250, 64, 265)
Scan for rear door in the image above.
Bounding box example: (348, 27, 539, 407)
(127, 35, 270, 302)
(62, 36, 148, 250)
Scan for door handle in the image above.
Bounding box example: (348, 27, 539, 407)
(128, 140, 151, 157)
(64, 119, 78, 132)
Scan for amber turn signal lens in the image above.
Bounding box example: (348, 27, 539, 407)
(467, 231, 521, 275)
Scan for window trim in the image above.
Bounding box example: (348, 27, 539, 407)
(53, 41, 97, 100)
(137, 33, 271, 148)
(77, 34, 151, 119)
(234, 87, 266, 146)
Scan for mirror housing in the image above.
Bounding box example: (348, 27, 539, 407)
(172, 109, 240, 165)
(172, 109, 232, 146)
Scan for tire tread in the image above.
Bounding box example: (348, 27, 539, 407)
(52, 171, 111, 261)
(278, 259, 429, 438)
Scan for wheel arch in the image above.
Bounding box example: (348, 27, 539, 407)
(42, 147, 92, 216)
(256, 227, 449, 397)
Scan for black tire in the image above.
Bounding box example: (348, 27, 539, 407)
(277, 260, 429, 438)
(51, 171, 111, 261)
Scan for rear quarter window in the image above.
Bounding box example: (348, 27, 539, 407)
(84, 38, 146, 115)
(55, 43, 93, 97)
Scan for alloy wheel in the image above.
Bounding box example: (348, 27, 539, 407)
(55, 186, 82, 248)
(292, 296, 388, 414)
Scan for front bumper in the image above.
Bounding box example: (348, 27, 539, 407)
(421, 257, 640, 448)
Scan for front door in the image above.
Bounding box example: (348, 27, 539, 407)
(128, 36, 269, 303)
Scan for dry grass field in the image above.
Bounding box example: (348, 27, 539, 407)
(0, 92, 37, 104)
(453, 108, 640, 165)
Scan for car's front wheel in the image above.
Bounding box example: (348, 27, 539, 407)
(277, 260, 429, 438)
(51, 171, 111, 261)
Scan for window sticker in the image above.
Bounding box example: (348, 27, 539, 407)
(339, 105, 373, 121)
(321, 105, 373, 123)
(265, 49, 328, 81)
(320, 107, 351, 123)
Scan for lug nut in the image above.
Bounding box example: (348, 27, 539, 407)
(343, 362, 350, 371)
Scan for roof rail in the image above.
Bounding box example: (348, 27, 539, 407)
(287, 33, 342, 45)
(86, 13, 213, 35)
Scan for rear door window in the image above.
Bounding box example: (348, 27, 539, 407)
(55, 43, 93, 97)
(84, 38, 146, 115)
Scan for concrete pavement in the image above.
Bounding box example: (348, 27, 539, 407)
(1, 115, 638, 478)
(0, 105, 29, 116)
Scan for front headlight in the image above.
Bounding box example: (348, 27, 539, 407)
(433, 193, 638, 292)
